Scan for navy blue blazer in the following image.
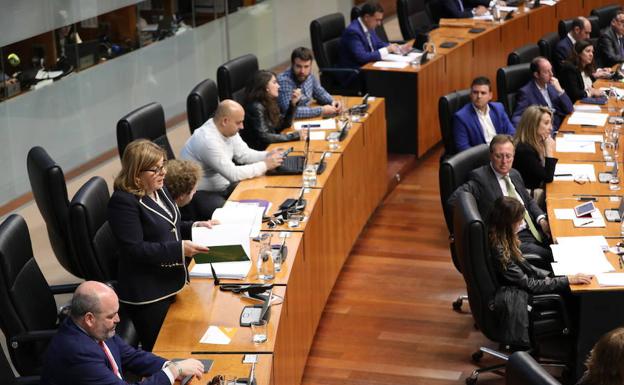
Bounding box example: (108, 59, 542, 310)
(42, 318, 168, 385)
(108, 187, 193, 305)
(554, 36, 573, 66)
(453, 102, 516, 152)
(339, 18, 388, 69)
(511, 81, 574, 130)
(439, 0, 474, 18)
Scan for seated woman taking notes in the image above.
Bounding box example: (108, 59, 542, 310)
(559, 40, 612, 103)
(108, 139, 215, 351)
(242, 70, 301, 150)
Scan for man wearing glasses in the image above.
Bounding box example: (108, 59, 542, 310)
(598, 9, 624, 67)
(449, 135, 552, 264)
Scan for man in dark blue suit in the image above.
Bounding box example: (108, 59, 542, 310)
(554, 17, 591, 67)
(598, 10, 624, 67)
(41, 281, 204, 385)
(511, 57, 573, 131)
(338, 1, 405, 69)
(453, 76, 515, 152)
(439, 0, 489, 19)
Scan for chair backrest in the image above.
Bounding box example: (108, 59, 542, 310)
(537, 32, 560, 66)
(187, 78, 219, 134)
(69, 177, 118, 282)
(591, 4, 622, 31)
(216, 54, 259, 105)
(507, 43, 541, 65)
(116, 102, 174, 160)
(558, 15, 600, 39)
(26, 146, 83, 279)
(310, 13, 346, 70)
(398, 0, 433, 40)
(506, 351, 561, 385)
(426, 0, 443, 25)
(0, 214, 58, 375)
(438, 88, 471, 158)
(350, 5, 389, 42)
(497, 63, 532, 117)
(452, 191, 500, 341)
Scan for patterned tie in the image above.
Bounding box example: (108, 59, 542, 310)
(99, 341, 122, 379)
(503, 175, 544, 243)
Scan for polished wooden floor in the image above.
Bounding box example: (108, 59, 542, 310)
(301, 147, 504, 385)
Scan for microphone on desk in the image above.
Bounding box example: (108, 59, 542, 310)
(210, 262, 220, 286)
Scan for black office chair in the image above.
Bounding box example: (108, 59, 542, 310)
(591, 4, 622, 31)
(26, 146, 83, 280)
(187, 78, 219, 134)
(507, 43, 541, 65)
(0, 346, 39, 385)
(69, 176, 118, 283)
(310, 13, 364, 96)
(0, 214, 78, 376)
(397, 0, 437, 40)
(216, 54, 258, 105)
(497, 63, 532, 117)
(506, 351, 561, 385)
(537, 32, 560, 67)
(350, 5, 404, 44)
(557, 15, 600, 40)
(453, 192, 572, 384)
(438, 88, 471, 160)
(438, 144, 490, 310)
(426, 0, 443, 25)
(116, 102, 175, 160)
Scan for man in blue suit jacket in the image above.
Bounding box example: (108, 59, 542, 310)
(511, 57, 573, 131)
(453, 76, 515, 152)
(439, 0, 489, 19)
(554, 17, 591, 66)
(338, 1, 404, 69)
(41, 281, 204, 385)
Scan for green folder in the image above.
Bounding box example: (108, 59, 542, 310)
(194, 245, 249, 264)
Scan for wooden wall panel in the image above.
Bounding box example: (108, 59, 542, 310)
(528, 5, 558, 41)
(417, 56, 446, 156)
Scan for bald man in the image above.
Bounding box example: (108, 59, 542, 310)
(554, 17, 592, 67)
(180, 100, 284, 217)
(42, 281, 203, 385)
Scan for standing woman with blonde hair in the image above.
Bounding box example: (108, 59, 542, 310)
(512, 106, 558, 190)
(578, 327, 624, 385)
(108, 139, 214, 351)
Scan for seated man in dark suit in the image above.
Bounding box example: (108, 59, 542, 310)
(41, 281, 204, 385)
(554, 16, 591, 66)
(598, 9, 624, 67)
(338, 1, 405, 69)
(511, 57, 573, 131)
(449, 135, 552, 263)
(439, 0, 489, 19)
(453, 76, 515, 152)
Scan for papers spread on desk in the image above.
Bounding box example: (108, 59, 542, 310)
(384, 52, 423, 63)
(473, 13, 494, 21)
(498, 6, 518, 12)
(596, 273, 624, 286)
(553, 163, 596, 181)
(215, 204, 264, 237)
(572, 210, 606, 228)
(553, 208, 576, 220)
(293, 119, 336, 130)
(372, 61, 409, 69)
(309, 131, 326, 140)
(574, 104, 602, 113)
(556, 235, 609, 251)
(555, 138, 596, 153)
(550, 243, 615, 275)
(540, 0, 557, 5)
(190, 226, 252, 279)
(566, 111, 609, 127)
(562, 134, 603, 143)
(200, 326, 237, 345)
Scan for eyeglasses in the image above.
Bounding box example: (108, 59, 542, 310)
(492, 153, 513, 160)
(141, 164, 166, 174)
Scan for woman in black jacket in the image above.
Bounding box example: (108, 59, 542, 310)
(489, 197, 591, 294)
(559, 40, 611, 103)
(242, 70, 301, 150)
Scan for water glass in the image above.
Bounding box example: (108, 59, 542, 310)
(328, 135, 339, 150)
(257, 236, 274, 281)
(272, 247, 282, 272)
(251, 320, 268, 343)
(604, 142, 615, 162)
(302, 164, 317, 187)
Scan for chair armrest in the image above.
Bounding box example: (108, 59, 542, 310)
(16, 376, 41, 385)
(531, 294, 571, 335)
(49, 283, 80, 295)
(9, 330, 57, 348)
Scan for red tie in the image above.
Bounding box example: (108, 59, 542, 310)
(98, 341, 121, 379)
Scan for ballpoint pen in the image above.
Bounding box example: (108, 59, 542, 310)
(578, 220, 594, 226)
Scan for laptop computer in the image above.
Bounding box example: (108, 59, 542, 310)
(267, 125, 310, 175)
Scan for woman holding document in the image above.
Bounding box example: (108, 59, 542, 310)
(108, 139, 215, 351)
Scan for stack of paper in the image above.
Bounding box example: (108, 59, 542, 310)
(190, 226, 252, 279)
(214, 204, 264, 238)
(556, 236, 609, 251)
(596, 273, 624, 286)
(384, 52, 423, 63)
(574, 104, 602, 113)
(294, 119, 336, 130)
(553, 163, 596, 181)
(550, 243, 615, 275)
(566, 111, 609, 127)
(572, 210, 606, 228)
(555, 138, 596, 153)
(372, 61, 408, 69)
(562, 133, 603, 143)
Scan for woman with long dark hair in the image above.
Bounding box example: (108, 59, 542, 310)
(242, 70, 301, 150)
(559, 40, 612, 102)
(578, 327, 624, 385)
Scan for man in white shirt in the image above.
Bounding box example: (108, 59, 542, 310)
(180, 100, 284, 217)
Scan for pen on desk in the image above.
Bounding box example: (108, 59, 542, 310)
(579, 220, 594, 226)
(554, 173, 573, 177)
(305, 124, 321, 128)
(619, 256, 623, 270)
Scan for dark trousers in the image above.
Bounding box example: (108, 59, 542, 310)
(179, 183, 239, 221)
(518, 228, 553, 269)
(122, 296, 173, 352)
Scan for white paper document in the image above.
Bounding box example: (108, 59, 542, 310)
(309, 131, 326, 140)
(550, 244, 615, 275)
(372, 61, 409, 69)
(562, 134, 603, 143)
(566, 112, 609, 127)
(574, 104, 602, 113)
(212, 205, 263, 238)
(572, 210, 606, 228)
(383, 52, 423, 63)
(540, 0, 557, 5)
(553, 208, 576, 220)
(200, 326, 235, 344)
(556, 236, 609, 251)
(555, 138, 596, 153)
(596, 273, 624, 286)
(294, 119, 336, 130)
(473, 14, 494, 21)
(190, 226, 252, 279)
(498, 6, 518, 12)
(553, 163, 596, 181)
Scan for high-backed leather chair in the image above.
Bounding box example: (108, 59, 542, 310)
(310, 13, 364, 96)
(426, 0, 443, 25)
(0, 214, 78, 376)
(591, 4, 622, 31)
(497, 63, 532, 117)
(69, 177, 118, 282)
(506, 351, 561, 385)
(0, 346, 39, 385)
(558, 15, 600, 39)
(216, 54, 258, 105)
(507, 43, 540, 65)
(537, 32, 560, 68)
(116, 102, 175, 160)
(187, 78, 219, 134)
(26, 146, 83, 279)
(453, 192, 572, 384)
(438, 88, 471, 159)
(397, 0, 436, 40)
